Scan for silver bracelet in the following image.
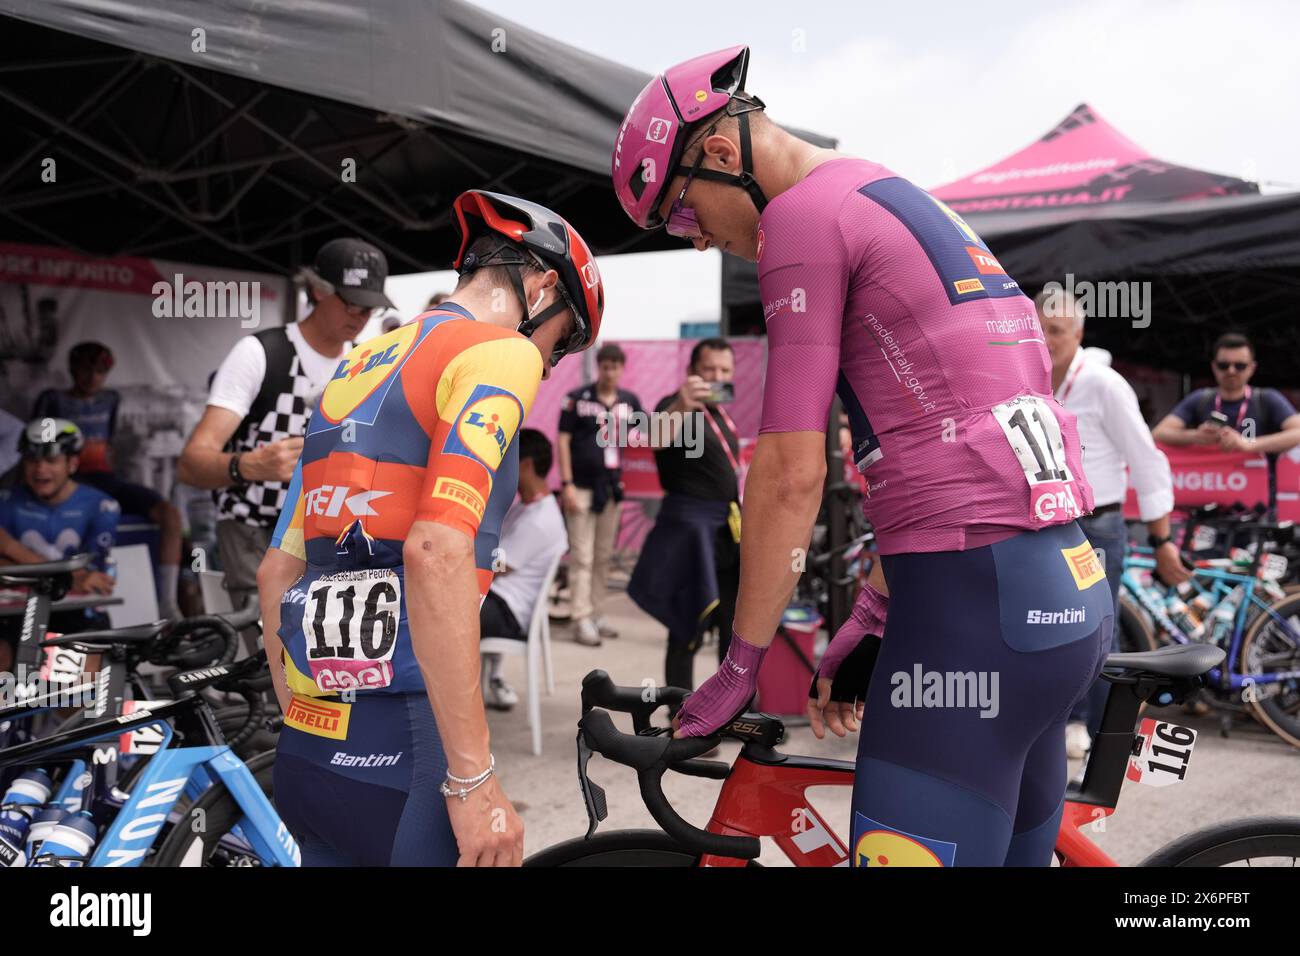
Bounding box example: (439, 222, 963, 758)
(440, 763, 495, 802)
(446, 754, 495, 786)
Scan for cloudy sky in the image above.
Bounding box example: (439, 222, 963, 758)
(383, 0, 1300, 341)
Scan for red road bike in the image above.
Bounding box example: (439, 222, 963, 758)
(527, 644, 1300, 867)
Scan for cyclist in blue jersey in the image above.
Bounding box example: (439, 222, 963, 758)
(33, 342, 183, 617)
(0, 419, 119, 670)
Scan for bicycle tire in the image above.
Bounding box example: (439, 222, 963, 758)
(1238, 592, 1300, 749)
(1138, 816, 1300, 866)
(1118, 591, 1159, 653)
(148, 749, 277, 867)
(524, 829, 761, 867)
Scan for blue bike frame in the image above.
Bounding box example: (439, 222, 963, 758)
(1122, 554, 1300, 691)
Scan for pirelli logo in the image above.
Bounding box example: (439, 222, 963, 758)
(285, 695, 351, 740)
(1061, 542, 1106, 591)
(431, 477, 486, 520)
(953, 278, 985, 295)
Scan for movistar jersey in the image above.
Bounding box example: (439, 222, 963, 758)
(32, 389, 120, 474)
(757, 158, 1094, 554)
(0, 483, 119, 569)
(270, 304, 542, 698)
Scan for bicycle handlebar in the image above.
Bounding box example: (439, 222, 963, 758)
(577, 708, 761, 861)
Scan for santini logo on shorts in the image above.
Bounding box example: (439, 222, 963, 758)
(1026, 607, 1086, 624)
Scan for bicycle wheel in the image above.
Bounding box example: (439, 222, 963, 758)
(1139, 816, 1300, 866)
(1238, 592, 1300, 749)
(524, 829, 761, 867)
(1118, 591, 1159, 653)
(148, 749, 277, 867)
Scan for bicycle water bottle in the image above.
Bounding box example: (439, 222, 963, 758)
(0, 768, 53, 868)
(1207, 585, 1245, 646)
(1188, 588, 1215, 623)
(1165, 590, 1205, 640)
(28, 809, 97, 867)
(24, 807, 67, 859)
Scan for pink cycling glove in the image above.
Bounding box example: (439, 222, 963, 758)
(817, 580, 888, 685)
(674, 630, 767, 738)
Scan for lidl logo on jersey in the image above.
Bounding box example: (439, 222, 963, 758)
(442, 383, 524, 470)
(852, 812, 956, 867)
(1061, 541, 1106, 591)
(320, 323, 419, 424)
(858, 177, 1023, 306)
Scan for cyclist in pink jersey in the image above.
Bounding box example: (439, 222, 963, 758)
(612, 46, 1111, 866)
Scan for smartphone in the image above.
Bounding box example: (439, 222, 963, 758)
(702, 381, 735, 404)
(1207, 411, 1229, 428)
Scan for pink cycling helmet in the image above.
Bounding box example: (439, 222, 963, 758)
(612, 45, 769, 230)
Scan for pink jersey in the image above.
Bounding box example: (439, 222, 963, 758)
(757, 158, 1093, 554)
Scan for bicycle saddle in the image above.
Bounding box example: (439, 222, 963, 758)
(1104, 642, 1225, 679)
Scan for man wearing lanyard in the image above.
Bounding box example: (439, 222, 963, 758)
(628, 337, 743, 692)
(1037, 291, 1189, 756)
(1153, 332, 1300, 516)
(556, 343, 644, 647)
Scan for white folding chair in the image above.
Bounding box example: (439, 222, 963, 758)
(481, 552, 564, 757)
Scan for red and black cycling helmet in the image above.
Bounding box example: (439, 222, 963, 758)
(451, 190, 604, 364)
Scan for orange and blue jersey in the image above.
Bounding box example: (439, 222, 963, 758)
(269, 304, 542, 699)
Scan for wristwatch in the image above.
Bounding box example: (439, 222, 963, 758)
(1148, 534, 1173, 549)
(228, 453, 245, 485)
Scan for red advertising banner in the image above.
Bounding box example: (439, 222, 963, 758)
(1123, 443, 1272, 517)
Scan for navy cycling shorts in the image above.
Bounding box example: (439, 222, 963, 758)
(273, 692, 458, 867)
(850, 521, 1113, 867)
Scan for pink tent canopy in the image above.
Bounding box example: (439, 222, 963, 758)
(932, 103, 1256, 215)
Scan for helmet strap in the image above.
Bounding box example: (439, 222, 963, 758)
(679, 111, 769, 214)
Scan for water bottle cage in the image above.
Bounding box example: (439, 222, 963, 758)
(30, 851, 92, 867)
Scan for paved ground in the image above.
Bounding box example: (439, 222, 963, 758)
(488, 589, 1300, 866)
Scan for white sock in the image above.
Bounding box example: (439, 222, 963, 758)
(157, 564, 180, 614)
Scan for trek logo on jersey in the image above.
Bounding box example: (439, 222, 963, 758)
(1061, 541, 1106, 590)
(430, 477, 486, 520)
(320, 323, 419, 424)
(852, 812, 956, 867)
(953, 278, 985, 295)
(442, 383, 524, 470)
(285, 695, 352, 740)
(305, 485, 392, 519)
(965, 246, 1007, 276)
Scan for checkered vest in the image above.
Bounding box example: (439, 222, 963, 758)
(215, 327, 312, 528)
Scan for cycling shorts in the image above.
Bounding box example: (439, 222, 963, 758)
(273, 692, 457, 866)
(850, 520, 1113, 866)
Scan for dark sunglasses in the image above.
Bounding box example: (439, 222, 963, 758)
(1215, 361, 1250, 372)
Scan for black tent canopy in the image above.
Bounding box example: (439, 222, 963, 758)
(725, 105, 1300, 382)
(0, 0, 831, 280)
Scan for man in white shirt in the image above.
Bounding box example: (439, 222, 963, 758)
(178, 238, 395, 627)
(481, 428, 569, 710)
(1036, 289, 1190, 756)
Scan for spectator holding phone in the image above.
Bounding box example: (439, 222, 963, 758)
(556, 343, 643, 647)
(1153, 332, 1300, 513)
(629, 337, 742, 692)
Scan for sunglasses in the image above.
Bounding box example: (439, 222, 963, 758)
(665, 150, 707, 240)
(545, 291, 590, 368)
(1215, 361, 1251, 372)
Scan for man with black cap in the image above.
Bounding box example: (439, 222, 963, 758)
(179, 238, 395, 626)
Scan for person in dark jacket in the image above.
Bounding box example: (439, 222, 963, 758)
(628, 337, 742, 691)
